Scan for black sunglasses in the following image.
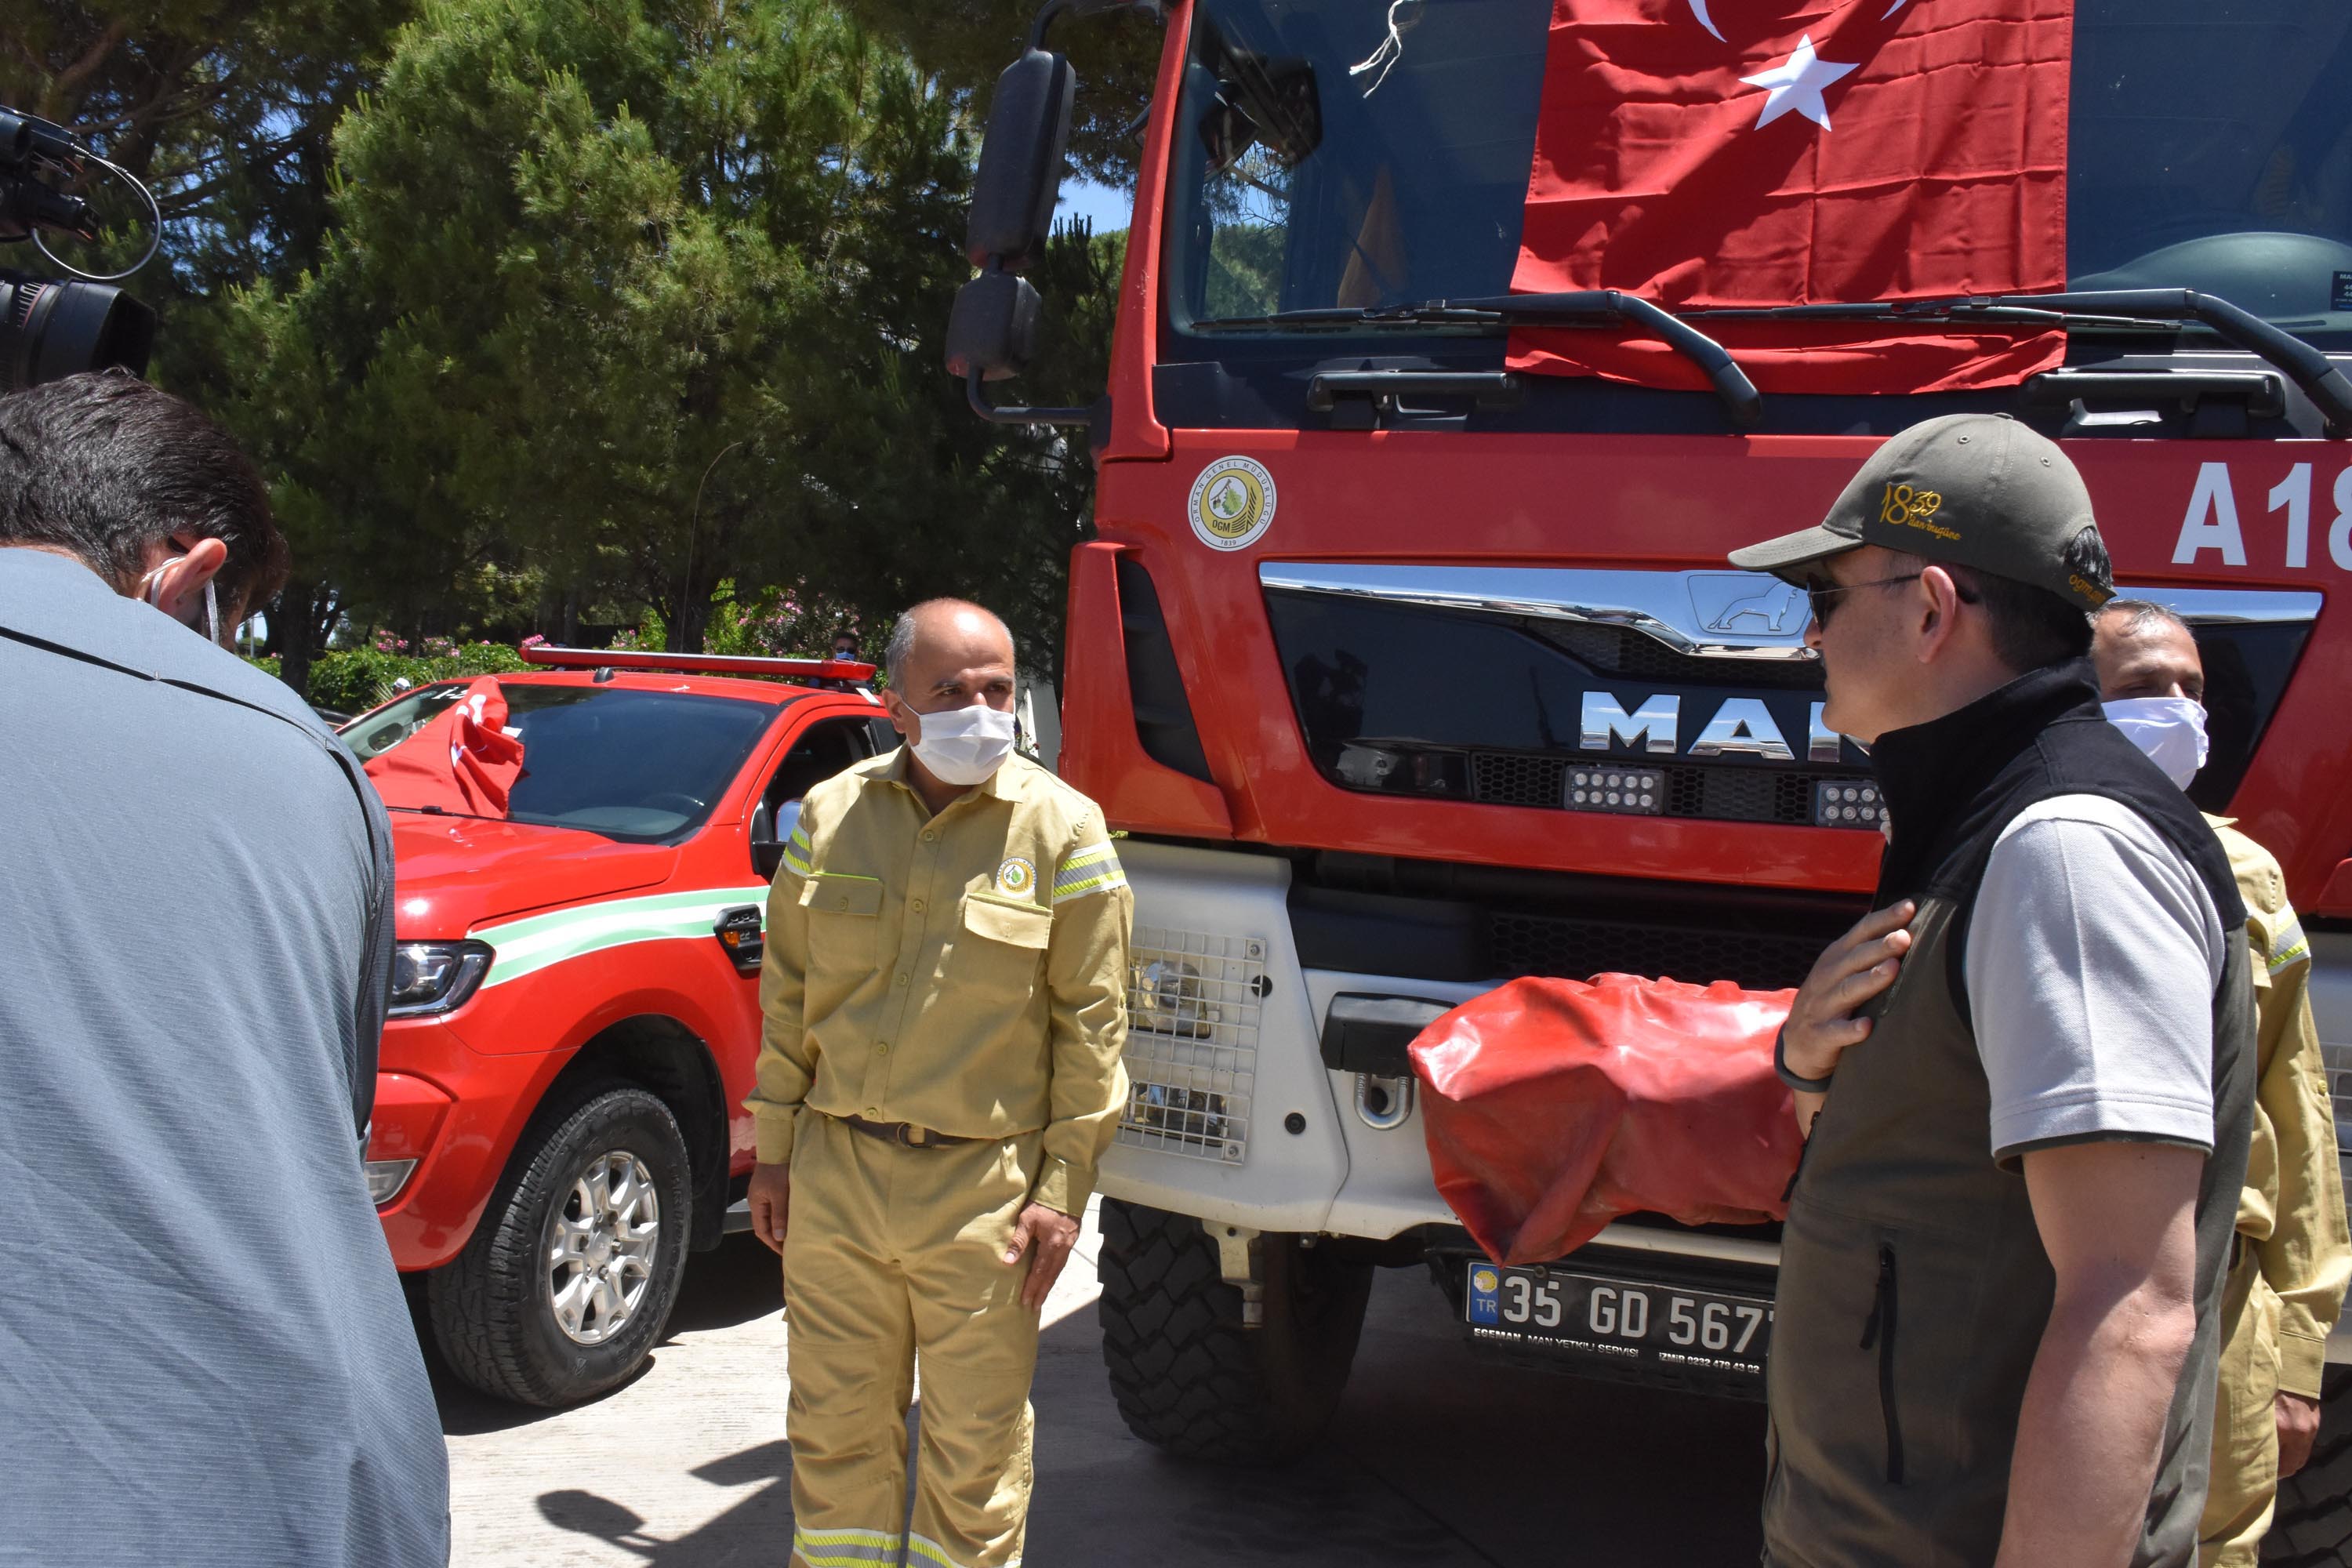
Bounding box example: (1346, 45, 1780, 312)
(1806, 572, 1924, 627)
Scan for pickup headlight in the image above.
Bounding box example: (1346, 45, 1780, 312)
(389, 941, 493, 1017)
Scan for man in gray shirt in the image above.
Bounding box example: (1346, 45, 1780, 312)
(0, 372, 448, 1565)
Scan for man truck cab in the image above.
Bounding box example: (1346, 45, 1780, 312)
(955, 1, 2352, 1558)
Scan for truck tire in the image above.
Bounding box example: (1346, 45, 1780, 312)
(428, 1081, 693, 1407)
(1097, 1198, 1373, 1464)
(2263, 1368, 2352, 1566)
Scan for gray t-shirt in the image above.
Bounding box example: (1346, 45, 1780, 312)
(0, 550, 448, 1566)
(1965, 793, 2224, 1164)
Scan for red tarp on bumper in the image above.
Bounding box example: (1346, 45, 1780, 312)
(1409, 975, 1803, 1266)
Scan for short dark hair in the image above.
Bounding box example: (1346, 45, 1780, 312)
(1896, 526, 2106, 672)
(0, 371, 289, 612)
(2096, 597, 2191, 640)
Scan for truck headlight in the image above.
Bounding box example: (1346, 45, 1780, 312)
(388, 941, 493, 1017)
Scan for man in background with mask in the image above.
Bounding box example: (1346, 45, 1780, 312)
(2094, 598, 2350, 1567)
(0, 371, 448, 1564)
(743, 597, 1131, 1568)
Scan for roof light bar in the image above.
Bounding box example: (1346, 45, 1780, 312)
(519, 645, 877, 681)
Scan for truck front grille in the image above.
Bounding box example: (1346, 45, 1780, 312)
(1487, 911, 1828, 993)
(1472, 750, 1868, 829)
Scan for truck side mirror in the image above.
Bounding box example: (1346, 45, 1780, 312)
(965, 49, 1076, 274)
(947, 270, 1043, 382)
(950, 0, 1152, 429)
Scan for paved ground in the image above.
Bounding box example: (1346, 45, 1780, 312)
(430, 1200, 1767, 1566)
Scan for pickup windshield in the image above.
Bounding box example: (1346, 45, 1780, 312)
(343, 681, 776, 840)
(1167, 0, 2352, 347)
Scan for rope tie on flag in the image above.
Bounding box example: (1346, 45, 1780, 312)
(1348, 0, 1422, 98)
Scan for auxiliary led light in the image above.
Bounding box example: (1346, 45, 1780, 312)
(1566, 766, 1663, 815)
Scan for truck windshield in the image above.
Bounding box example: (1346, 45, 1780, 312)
(344, 682, 777, 840)
(1167, 0, 2352, 346)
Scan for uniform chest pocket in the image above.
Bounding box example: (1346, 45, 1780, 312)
(800, 874, 884, 974)
(958, 895, 1052, 1001)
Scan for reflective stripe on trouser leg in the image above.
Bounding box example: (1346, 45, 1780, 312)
(901, 1131, 1044, 1568)
(785, 1113, 918, 1568)
(2198, 1252, 2281, 1568)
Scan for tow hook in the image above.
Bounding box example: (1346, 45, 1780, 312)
(1354, 1072, 1415, 1130)
(1213, 1224, 1264, 1328)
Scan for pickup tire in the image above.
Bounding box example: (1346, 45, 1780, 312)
(2263, 1368, 2352, 1566)
(1096, 1198, 1372, 1464)
(428, 1081, 693, 1408)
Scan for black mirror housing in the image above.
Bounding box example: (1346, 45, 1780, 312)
(967, 49, 1076, 273)
(946, 270, 1043, 382)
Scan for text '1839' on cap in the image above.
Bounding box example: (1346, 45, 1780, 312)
(1728, 414, 2114, 612)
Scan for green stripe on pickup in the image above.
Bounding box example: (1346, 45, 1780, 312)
(474, 885, 772, 989)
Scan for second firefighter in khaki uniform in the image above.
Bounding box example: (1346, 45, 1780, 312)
(744, 600, 1131, 1568)
(2094, 601, 2352, 1568)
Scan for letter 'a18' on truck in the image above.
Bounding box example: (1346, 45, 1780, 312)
(949, 0, 2352, 1552)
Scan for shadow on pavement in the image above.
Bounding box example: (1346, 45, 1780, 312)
(539, 1441, 799, 1565)
(448, 1244, 1767, 1564)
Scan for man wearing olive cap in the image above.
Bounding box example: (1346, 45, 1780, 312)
(1738, 414, 2255, 1568)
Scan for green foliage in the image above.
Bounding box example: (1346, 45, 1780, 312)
(16, 0, 1127, 694)
(307, 637, 535, 713)
(836, 0, 1164, 185)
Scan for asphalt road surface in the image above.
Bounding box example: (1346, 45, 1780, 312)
(431, 1200, 1768, 1566)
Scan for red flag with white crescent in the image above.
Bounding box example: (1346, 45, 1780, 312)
(365, 677, 525, 818)
(1511, 0, 2074, 394)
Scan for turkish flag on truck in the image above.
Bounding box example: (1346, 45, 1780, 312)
(1512, 0, 2073, 394)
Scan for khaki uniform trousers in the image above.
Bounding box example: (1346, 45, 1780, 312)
(784, 1109, 1042, 1568)
(2200, 1247, 2284, 1568)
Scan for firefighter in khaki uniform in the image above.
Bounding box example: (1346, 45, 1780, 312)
(744, 599, 1131, 1568)
(2095, 601, 2351, 1566)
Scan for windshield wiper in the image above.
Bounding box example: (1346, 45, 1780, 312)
(1207, 290, 1763, 426)
(1687, 289, 2352, 437)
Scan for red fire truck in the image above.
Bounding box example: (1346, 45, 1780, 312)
(949, 0, 2352, 1552)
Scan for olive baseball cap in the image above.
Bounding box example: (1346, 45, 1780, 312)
(1728, 413, 2114, 611)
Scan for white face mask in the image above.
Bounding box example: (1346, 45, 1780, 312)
(908, 702, 1017, 787)
(2103, 696, 2209, 790)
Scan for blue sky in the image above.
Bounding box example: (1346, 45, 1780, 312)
(1055, 176, 1134, 236)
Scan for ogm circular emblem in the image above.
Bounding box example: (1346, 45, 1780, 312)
(995, 857, 1036, 898)
(1472, 1267, 1499, 1294)
(1188, 456, 1276, 551)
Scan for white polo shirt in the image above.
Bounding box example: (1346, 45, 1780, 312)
(1962, 793, 2225, 1164)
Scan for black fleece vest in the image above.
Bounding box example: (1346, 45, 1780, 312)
(1760, 661, 2256, 1568)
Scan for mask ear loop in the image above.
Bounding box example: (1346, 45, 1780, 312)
(205, 579, 220, 645)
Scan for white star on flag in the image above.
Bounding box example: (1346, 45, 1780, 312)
(1740, 34, 1859, 131)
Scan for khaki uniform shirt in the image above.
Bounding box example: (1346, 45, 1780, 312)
(747, 748, 1131, 1216)
(2212, 815, 2350, 1398)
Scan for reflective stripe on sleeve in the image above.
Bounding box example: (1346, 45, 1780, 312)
(782, 825, 814, 879)
(2270, 915, 2310, 974)
(1051, 840, 1127, 904)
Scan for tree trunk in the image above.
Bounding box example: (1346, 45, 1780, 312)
(274, 580, 339, 705)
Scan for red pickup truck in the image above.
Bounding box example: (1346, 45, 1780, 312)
(342, 648, 890, 1406)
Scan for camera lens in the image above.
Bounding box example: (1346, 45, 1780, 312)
(2, 268, 155, 390)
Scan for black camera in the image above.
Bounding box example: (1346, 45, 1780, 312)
(2, 105, 157, 391)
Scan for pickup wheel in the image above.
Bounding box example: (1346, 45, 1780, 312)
(1096, 1198, 1372, 1465)
(427, 1082, 692, 1408)
(2263, 1368, 2352, 1566)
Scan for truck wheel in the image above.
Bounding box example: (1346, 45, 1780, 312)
(1096, 1198, 1373, 1464)
(428, 1082, 693, 1408)
(2263, 1368, 2352, 1566)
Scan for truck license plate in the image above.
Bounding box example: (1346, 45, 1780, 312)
(1464, 1261, 1774, 1378)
